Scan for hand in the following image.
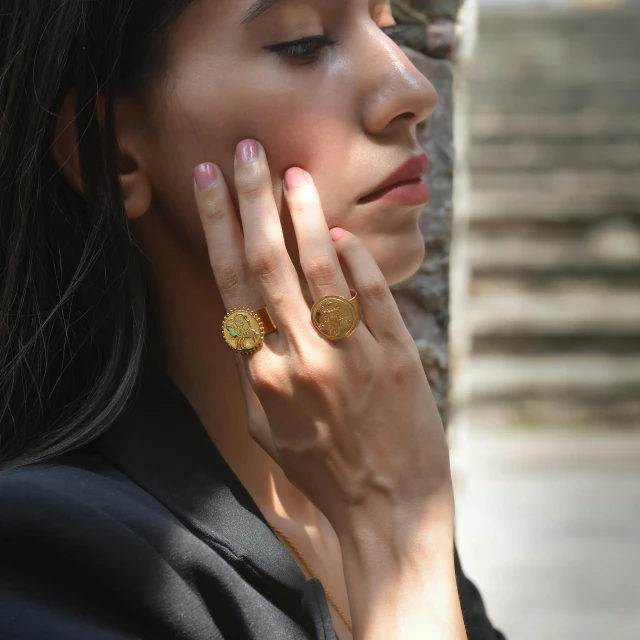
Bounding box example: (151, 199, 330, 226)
(192, 139, 454, 543)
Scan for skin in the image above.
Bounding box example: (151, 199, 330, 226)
(54, 0, 440, 637)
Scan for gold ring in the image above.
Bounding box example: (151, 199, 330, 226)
(311, 289, 360, 341)
(222, 306, 277, 355)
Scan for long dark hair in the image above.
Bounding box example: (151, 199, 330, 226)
(0, 1, 195, 471)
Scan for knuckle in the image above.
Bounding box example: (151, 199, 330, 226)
(244, 361, 261, 387)
(215, 261, 245, 296)
(361, 278, 389, 301)
(247, 245, 282, 281)
(287, 198, 306, 218)
(249, 365, 280, 396)
(236, 165, 267, 201)
(295, 351, 332, 387)
(199, 194, 227, 225)
(305, 255, 338, 287)
(241, 182, 267, 202)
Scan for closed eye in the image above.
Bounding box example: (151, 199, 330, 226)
(266, 25, 400, 66)
(265, 35, 340, 65)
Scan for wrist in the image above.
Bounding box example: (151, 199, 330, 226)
(337, 496, 462, 640)
(337, 490, 456, 581)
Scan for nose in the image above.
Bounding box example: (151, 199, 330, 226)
(359, 25, 438, 137)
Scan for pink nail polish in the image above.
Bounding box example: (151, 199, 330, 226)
(194, 163, 218, 191)
(236, 140, 259, 165)
(285, 167, 308, 190)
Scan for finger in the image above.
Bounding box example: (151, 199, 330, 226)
(329, 228, 409, 343)
(283, 168, 351, 303)
(234, 139, 309, 333)
(193, 162, 262, 312)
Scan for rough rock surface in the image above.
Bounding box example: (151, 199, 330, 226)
(389, 1, 459, 424)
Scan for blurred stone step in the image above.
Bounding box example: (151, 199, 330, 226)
(455, 354, 640, 401)
(477, 7, 640, 27)
(470, 270, 640, 295)
(467, 86, 640, 114)
(473, 274, 640, 297)
(473, 42, 640, 67)
(467, 287, 640, 338)
(467, 184, 640, 222)
(470, 141, 640, 171)
(477, 6, 640, 35)
(470, 169, 640, 195)
(451, 425, 640, 470)
(467, 229, 640, 275)
(471, 60, 640, 85)
(452, 396, 640, 430)
(470, 113, 640, 143)
(472, 333, 640, 358)
(471, 109, 640, 133)
(478, 32, 640, 49)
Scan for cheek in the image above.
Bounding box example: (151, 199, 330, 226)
(162, 67, 349, 181)
(145, 72, 354, 261)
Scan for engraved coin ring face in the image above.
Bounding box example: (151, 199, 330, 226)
(222, 307, 267, 355)
(310, 290, 359, 341)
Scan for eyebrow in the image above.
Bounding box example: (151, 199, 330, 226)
(241, 0, 287, 26)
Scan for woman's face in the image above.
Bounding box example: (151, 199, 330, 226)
(134, 0, 438, 286)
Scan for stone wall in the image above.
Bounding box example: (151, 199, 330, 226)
(390, 0, 466, 425)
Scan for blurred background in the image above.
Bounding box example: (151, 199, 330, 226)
(449, 0, 640, 638)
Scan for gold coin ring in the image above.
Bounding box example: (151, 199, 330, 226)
(311, 288, 360, 341)
(222, 306, 277, 355)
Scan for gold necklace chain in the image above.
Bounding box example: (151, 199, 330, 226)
(267, 521, 353, 635)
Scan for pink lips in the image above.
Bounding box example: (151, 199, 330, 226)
(359, 154, 430, 206)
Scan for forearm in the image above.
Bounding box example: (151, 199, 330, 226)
(338, 500, 468, 640)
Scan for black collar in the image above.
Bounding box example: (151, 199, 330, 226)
(93, 362, 311, 602)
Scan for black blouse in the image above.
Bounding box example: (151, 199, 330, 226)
(0, 364, 505, 639)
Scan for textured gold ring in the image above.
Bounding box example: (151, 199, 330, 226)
(222, 306, 277, 355)
(310, 289, 360, 341)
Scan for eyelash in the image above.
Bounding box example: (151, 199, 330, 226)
(267, 35, 340, 65)
(267, 26, 398, 66)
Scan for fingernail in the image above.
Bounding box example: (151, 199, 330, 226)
(236, 139, 259, 166)
(330, 227, 348, 240)
(284, 167, 308, 190)
(194, 163, 218, 191)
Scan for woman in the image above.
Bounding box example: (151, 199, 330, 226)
(0, 1, 504, 639)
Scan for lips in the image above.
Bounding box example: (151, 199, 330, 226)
(358, 154, 429, 204)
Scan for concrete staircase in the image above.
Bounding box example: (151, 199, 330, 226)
(453, 3, 640, 430)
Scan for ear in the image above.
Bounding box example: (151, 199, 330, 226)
(51, 91, 152, 220)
